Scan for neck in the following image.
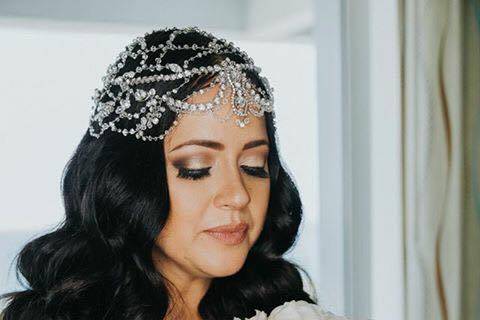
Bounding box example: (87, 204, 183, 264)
(165, 287, 205, 320)
(152, 249, 211, 320)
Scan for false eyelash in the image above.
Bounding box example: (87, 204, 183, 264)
(176, 165, 269, 181)
(177, 167, 212, 180)
(240, 165, 269, 178)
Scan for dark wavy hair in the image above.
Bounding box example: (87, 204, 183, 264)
(1, 28, 317, 320)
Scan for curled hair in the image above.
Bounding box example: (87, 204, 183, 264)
(1, 28, 317, 320)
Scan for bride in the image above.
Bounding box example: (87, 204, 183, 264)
(1, 27, 347, 320)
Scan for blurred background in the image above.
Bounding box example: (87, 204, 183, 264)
(0, 1, 479, 319)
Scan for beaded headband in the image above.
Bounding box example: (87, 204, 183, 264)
(88, 26, 276, 142)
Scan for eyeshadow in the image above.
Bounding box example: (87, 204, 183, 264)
(171, 155, 210, 169)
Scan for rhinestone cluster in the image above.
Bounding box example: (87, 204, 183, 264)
(88, 26, 276, 142)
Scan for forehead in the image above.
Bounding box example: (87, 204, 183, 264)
(164, 82, 268, 150)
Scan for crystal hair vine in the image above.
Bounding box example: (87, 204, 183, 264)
(88, 26, 277, 142)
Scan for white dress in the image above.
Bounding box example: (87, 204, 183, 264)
(233, 300, 349, 320)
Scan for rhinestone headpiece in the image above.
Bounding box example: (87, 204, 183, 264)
(88, 26, 276, 142)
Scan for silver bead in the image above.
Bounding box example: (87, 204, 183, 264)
(88, 26, 276, 142)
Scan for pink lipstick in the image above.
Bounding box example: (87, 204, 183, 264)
(204, 222, 248, 245)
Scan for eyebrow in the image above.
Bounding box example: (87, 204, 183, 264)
(168, 139, 269, 153)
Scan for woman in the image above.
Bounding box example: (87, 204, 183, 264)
(1, 27, 346, 320)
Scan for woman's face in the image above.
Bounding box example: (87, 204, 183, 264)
(153, 82, 271, 280)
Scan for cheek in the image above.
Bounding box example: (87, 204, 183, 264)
(155, 167, 210, 257)
(155, 210, 193, 255)
(165, 164, 211, 215)
(246, 180, 270, 243)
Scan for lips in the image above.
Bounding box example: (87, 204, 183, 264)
(204, 222, 249, 245)
(204, 222, 248, 233)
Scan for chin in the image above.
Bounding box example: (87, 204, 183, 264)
(204, 260, 246, 277)
(196, 249, 248, 277)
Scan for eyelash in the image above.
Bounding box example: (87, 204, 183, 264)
(176, 165, 269, 180)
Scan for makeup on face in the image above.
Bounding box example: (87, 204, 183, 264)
(203, 225, 249, 245)
(168, 149, 270, 181)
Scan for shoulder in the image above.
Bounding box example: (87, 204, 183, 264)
(234, 300, 350, 320)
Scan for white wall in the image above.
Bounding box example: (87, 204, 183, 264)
(0, 0, 246, 30)
(369, 0, 404, 319)
(314, 0, 404, 318)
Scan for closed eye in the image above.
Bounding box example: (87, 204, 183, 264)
(240, 165, 269, 178)
(176, 165, 269, 181)
(177, 167, 211, 180)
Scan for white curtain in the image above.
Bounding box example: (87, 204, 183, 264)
(461, 1, 480, 319)
(402, 0, 463, 319)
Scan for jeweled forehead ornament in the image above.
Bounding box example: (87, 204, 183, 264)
(88, 26, 276, 142)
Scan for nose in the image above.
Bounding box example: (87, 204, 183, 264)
(213, 165, 251, 210)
